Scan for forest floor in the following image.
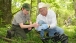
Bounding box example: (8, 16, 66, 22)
(0, 25, 76, 43)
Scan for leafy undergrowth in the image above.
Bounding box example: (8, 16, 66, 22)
(0, 25, 76, 43)
(62, 25, 76, 43)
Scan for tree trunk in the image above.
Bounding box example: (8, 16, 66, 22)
(36, 0, 41, 16)
(30, 0, 32, 17)
(73, 0, 76, 17)
(0, 0, 12, 26)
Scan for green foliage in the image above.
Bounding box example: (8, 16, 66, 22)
(0, 10, 3, 25)
(12, 0, 31, 14)
(62, 26, 76, 38)
(0, 27, 7, 36)
(0, 25, 76, 43)
(74, 26, 76, 37)
(71, 17, 76, 25)
(0, 10, 3, 16)
(0, 39, 8, 43)
(30, 0, 37, 22)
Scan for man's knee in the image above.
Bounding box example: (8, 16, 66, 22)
(6, 29, 15, 39)
(56, 26, 64, 35)
(38, 20, 46, 25)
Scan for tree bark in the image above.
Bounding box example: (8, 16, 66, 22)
(0, 0, 12, 26)
(73, 0, 76, 17)
(30, 0, 32, 16)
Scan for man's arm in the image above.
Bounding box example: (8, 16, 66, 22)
(19, 23, 33, 29)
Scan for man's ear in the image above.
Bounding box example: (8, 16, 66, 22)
(21, 8, 24, 11)
(21, 8, 23, 10)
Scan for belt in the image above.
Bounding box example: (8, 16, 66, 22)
(12, 24, 20, 27)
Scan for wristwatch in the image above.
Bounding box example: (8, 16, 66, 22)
(48, 25, 50, 28)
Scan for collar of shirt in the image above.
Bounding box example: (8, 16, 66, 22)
(40, 11, 49, 23)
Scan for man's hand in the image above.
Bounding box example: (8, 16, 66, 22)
(32, 23, 39, 28)
(41, 24, 48, 29)
(48, 24, 50, 28)
(28, 27, 32, 30)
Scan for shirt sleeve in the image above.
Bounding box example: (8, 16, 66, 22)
(49, 10, 57, 29)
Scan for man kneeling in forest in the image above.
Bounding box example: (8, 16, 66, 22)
(6, 3, 38, 40)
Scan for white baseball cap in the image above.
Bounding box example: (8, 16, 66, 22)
(38, 2, 50, 9)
